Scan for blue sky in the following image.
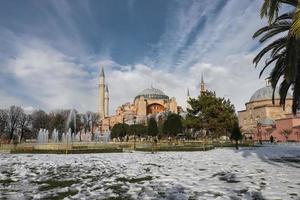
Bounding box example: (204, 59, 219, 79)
(0, 0, 269, 113)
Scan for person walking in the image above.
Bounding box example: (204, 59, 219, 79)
(270, 135, 274, 144)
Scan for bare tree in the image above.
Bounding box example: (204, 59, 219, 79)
(0, 109, 8, 140)
(82, 112, 92, 133)
(18, 112, 32, 142)
(49, 109, 68, 134)
(6, 106, 23, 142)
(90, 112, 99, 136)
(31, 110, 50, 135)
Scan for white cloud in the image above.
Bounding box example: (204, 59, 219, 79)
(0, 38, 266, 115)
(0, 89, 24, 109)
(0, 0, 272, 115)
(1, 39, 97, 112)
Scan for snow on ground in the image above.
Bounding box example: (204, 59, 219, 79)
(0, 144, 300, 200)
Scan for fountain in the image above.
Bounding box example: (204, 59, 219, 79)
(37, 129, 49, 143)
(97, 129, 110, 143)
(66, 109, 77, 135)
(61, 128, 73, 143)
(51, 129, 59, 143)
(36, 109, 111, 144)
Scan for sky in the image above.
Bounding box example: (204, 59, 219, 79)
(0, 0, 270, 114)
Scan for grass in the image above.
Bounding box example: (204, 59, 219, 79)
(34, 179, 78, 191)
(135, 146, 214, 152)
(11, 148, 122, 154)
(47, 189, 78, 200)
(0, 178, 15, 186)
(103, 196, 133, 200)
(104, 184, 132, 199)
(116, 176, 153, 183)
(213, 143, 255, 148)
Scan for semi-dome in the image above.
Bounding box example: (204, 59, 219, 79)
(249, 86, 292, 102)
(135, 87, 169, 100)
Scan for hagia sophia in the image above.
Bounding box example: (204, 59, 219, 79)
(98, 67, 183, 131)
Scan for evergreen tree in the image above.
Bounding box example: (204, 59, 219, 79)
(185, 91, 237, 139)
(163, 113, 183, 137)
(111, 123, 130, 139)
(230, 121, 243, 150)
(147, 118, 158, 137)
(130, 124, 147, 136)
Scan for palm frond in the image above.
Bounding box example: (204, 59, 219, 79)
(253, 21, 290, 38)
(261, 0, 297, 23)
(260, 53, 285, 78)
(285, 36, 299, 82)
(253, 37, 287, 65)
(271, 41, 287, 57)
(270, 57, 286, 104)
(275, 12, 294, 21)
(260, 0, 280, 23)
(291, 4, 300, 38)
(279, 79, 292, 108)
(259, 23, 291, 43)
(281, 0, 298, 7)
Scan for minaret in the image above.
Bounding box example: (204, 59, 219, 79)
(200, 74, 205, 95)
(99, 66, 105, 119)
(104, 84, 109, 117)
(265, 77, 271, 86)
(187, 88, 192, 110)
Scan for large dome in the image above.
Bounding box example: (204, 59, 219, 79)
(249, 86, 292, 102)
(135, 87, 169, 100)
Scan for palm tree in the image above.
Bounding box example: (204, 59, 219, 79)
(254, 0, 300, 114)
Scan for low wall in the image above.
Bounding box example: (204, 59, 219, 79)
(0, 140, 254, 154)
(1, 142, 122, 154)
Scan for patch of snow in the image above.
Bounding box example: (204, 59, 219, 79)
(0, 145, 299, 199)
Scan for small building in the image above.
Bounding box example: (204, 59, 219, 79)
(255, 113, 300, 142)
(238, 81, 293, 138)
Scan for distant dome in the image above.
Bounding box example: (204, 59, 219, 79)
(249, 86, 292, 102)
(135, 87, 169, 100)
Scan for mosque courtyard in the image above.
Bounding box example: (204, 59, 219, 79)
(0, 144, 299, 200)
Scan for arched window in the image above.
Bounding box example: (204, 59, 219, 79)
(147, 103, 165, 114)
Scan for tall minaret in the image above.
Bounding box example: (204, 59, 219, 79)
(104, 84, 109, 117)
(200, 73, 205, 95)
(99, 66, 105, 119)
(187, 88, 192, 110)
(265, 77, 271, 86)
